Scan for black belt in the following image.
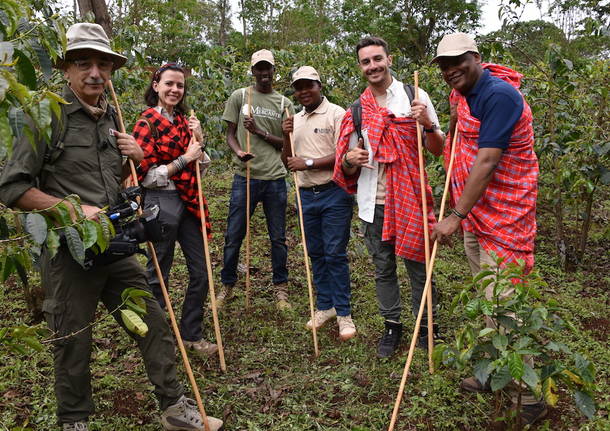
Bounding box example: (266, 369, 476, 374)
(300, 181, 336, 193)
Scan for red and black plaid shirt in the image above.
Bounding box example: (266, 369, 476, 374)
(445, 63, 538, 271)
(132, 107, 211, 235)
(333, 87, 436, 263)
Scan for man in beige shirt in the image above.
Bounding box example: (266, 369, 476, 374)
(282, 66, 356, 341)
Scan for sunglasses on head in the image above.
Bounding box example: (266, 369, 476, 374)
(153, 63, 185, 81)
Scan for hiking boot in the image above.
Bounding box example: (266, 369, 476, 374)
(274, 282, 292, 310)
(517, 401, 548, 426)
(460, 376, 492, 393)
(184, 339, 218, 357)
(210, 284, 233, 310)
(161, 395, 223, 431)
(377, 321, 403, 358)
(417, 324, 441, 349)
(63, 423, 88, 431)
(306, 308, 337, 330)
(337, 315, 357, 341)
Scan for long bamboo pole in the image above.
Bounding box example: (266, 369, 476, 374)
(285, 108, 319, 357)
(191, 111, 227, 372)
(387, 125, 459, 431)
(107, 81, 211, 431)
(413, 71, 434, 372)
(245, 86, 252, 308)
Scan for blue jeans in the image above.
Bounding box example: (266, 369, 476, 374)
(221, 175, 288, 286)
(301, 182, 354, 316)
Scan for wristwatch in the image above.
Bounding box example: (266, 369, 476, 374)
(424, 123, 440, 133)
(305, 159, 314, 169)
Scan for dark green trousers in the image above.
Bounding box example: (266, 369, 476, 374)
(41, 247, 184, 424)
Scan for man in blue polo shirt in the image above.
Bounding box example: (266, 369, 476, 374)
(431, 32, 541, 426)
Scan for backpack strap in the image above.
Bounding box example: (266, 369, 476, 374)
(280, 95, 285, 113)
(138, 116, 159, 141)
(350, 98, 363, 142)
(404, 83, 415, 104)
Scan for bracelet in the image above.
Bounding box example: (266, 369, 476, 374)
(424, 124, 439, 133)
(263, 131, 269, 141)
(174, 155, 186, 171)
(451, 207, 467, 220)
(342, 153, 354, 169)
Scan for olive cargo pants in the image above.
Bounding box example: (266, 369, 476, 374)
(41, 247, 184, 424)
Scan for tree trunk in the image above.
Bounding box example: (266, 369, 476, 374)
(217, 0, 229, 46)
(77, 0, 113, 37)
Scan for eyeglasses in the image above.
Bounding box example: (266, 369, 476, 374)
(71, 59, 114, 72)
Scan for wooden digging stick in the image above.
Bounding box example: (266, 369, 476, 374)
(413, 71, 434, 372)
(245, 86, 252, 308)
(191, 110, 227, 372)
(387, 125, 459, 431)
(107, 81, 212, 431)
(285, 108, 319, 358)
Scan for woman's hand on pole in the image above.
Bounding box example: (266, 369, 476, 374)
(188, 114, 204, 143)
(184, 138, 203, 164)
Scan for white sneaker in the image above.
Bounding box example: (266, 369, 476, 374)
(161, 395, 223, 431)
(306, 308, 337, 330)
(337, 315, 357, 341)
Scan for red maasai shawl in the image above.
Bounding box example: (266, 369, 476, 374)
(444, 63, 538, 271)
(333, 87, 436, 263)
(133, 107, 211, 236)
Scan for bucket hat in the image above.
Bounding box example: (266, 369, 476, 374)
(55, 23, 127, 70)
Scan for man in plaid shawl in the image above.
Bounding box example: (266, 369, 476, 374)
(332, 37, 446, 358)
(431, 33, 544, 425)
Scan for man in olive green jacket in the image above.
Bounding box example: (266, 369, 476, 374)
(0, 23, 222, 431)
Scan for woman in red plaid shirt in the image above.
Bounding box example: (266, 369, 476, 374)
(132, 63, 219, 359)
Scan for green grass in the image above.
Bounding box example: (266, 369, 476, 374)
(0, 167, 608, 431)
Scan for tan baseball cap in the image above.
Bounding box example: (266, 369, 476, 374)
(431, 32, 479, 63)
(55, 23, 127, 70)
(291, 66, 321, 85)
(251, 49, 275, 67)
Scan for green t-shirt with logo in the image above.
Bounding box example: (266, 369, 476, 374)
(222, 86, 294, 180)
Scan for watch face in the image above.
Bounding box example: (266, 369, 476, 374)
(305, 159, 314, 167)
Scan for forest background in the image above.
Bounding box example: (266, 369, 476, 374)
(0, 0, 608, 429)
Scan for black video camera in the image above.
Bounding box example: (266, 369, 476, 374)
(83, 187, 163, 269)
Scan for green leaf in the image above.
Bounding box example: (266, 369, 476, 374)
(65, 195, 84, 220)
(472, 269, 494, 283)
(574, 354, 595, 383)
(474, 359, 492, 387)
(496, 315, 518, 331)
(480, 300, 493, 315)
(45, 229, 60, 259)
(574, 391, 596, 419)
(508, 352, 524, 380)
(1, 255, 14, 282)
(13, 255, 28, 286)
(490, 365, 512, 392)
(542, 377, 559, 406)
(81, 220, 98, 249)
(33, 41, 53, 81)
(25, 213, 47, 244)
(63, 226, 85, 266)
(478, 328, 495, 338)
(492, 334, 508, 352)
(98, 213, 115, 244)
(13, 49, 37, 90)
(55, 203, 72, 226)
(522, 363, 539, 391)
(121, 309, 148, 337)
(464, 298, 480, 318)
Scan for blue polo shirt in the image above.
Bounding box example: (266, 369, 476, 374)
(466, 69, 524, 150)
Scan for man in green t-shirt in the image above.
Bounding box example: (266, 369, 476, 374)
(219, 49, 295, 309)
